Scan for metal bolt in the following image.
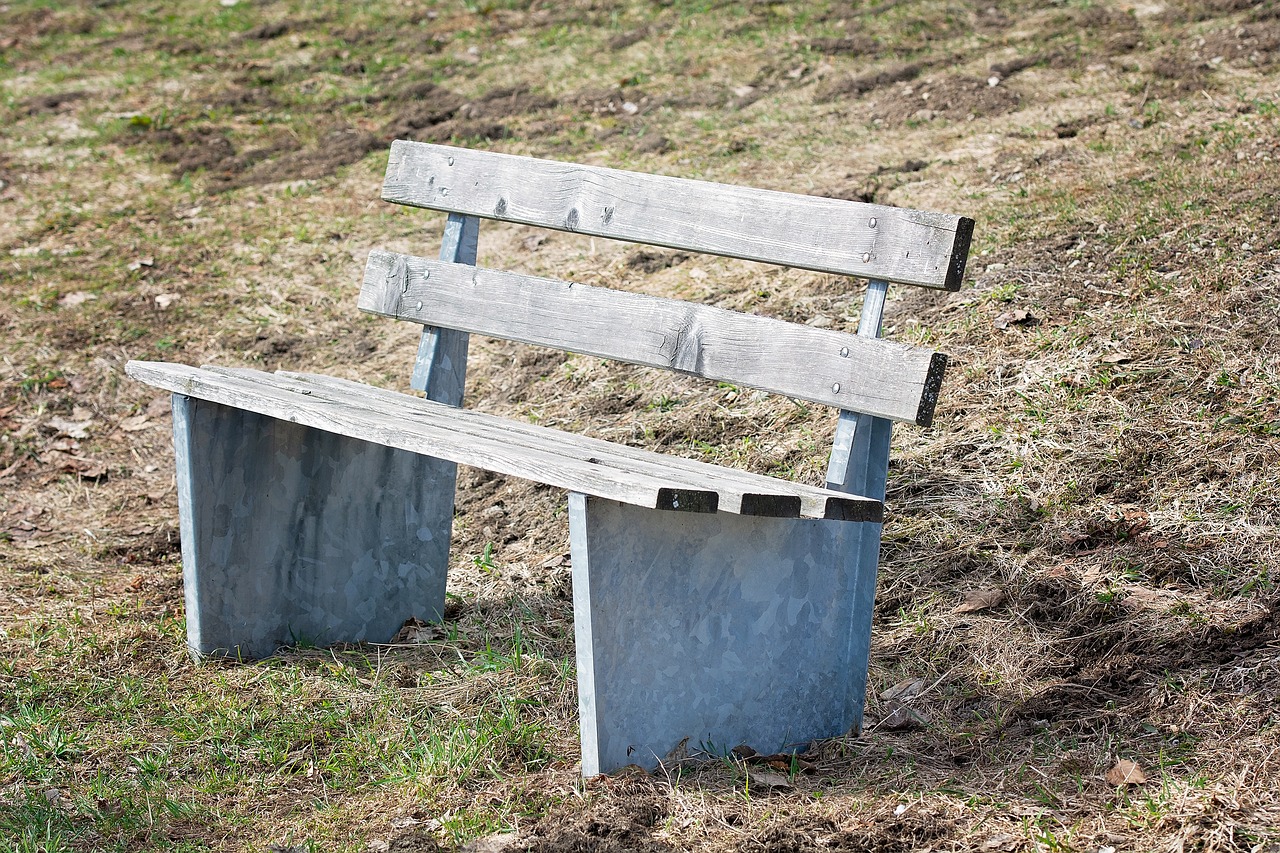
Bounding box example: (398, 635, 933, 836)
(423, 269, 430, 278)
(447, 156, 454, 166)
(869, 217, 877, 228)
(840, 346, 849, 357)
(832, 382, 841, 393)
(861, 252, 871, 263)
(415, 300, 423, 310)
(672, 498, 680, 508)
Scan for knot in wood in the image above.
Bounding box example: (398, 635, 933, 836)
(668, 312, 705, 374)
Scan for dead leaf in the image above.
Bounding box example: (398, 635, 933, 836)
(458, 833, 520, 853)
(154, 293, 180, 308)
(390, 617, 444, 644)
(145, 395, 172, 418)
(878, 706, 929, 731)
(41, 450, 107, 479)
(1100, 352, 1132, 364)
(993, 308, 1037, 329)
(521, 234, 547, 251)
(48, 417, 93, 439)
(58, 291, 97, 308)
(119, 415, 153, 432)
(880, 677, 925, 701)
(662, 736, 691, 766)
(745, 768, 792, 790)
(757, 752, 817, 773)
(127, 257, 154, 271)
(1105, 759, 1146, 786)
(956, 588, 1006, 613)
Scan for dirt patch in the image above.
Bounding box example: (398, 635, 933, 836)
(19, 90, 87, 116)
(95, 524, 180, 567)
(607, 26, 650, 51)
(382, 83, 468, 138)
(814, 62, 923, 103)
(624, 250, 690, 273)
(1, 6, 97, 41)
(871, 74, 1021, 125)
(240, 21, 288, 41)
(146, 126, 292, 190)
(522, 775, 672, 853)
(459, 85, 558, 120)
(382, 84, 554, 144)
(568, 85, 657, 116)
(1199, 21, 1280, 69)
(202, 84, 281, 112)
(1150, 53, 1213, 93)
(213, 125, 381, 191)
(805, 35, 879, 56)
(739, 807, 956, 853)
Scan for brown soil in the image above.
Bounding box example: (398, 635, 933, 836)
(871, 74, 1022, 126)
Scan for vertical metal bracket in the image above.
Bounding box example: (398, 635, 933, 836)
(410, 212, 481, 404)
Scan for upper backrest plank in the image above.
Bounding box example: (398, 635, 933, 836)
(361, 249, 946, 425)
(382, 141, 973, 291)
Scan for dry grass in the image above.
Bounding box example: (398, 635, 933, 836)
(2, 0, 1279, 850)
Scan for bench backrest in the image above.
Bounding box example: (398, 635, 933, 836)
(361, 141, 970, 445)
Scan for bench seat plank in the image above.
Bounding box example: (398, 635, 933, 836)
(382, 141, 973, 291)
(264, 370, 878, 522)
(361, 250, 947, 425)
(126, 361, 882, 523)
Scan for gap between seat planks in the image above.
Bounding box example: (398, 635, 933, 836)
(126, 141, 973, 776)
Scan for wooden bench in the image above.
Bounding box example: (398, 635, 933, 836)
(126, 141, 973, 777)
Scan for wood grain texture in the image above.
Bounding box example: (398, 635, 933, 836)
(125, 361, 882, 523)
(361, 250, 947, 425)
(381, 141, 974, 291)
(266, 370, 879, 522)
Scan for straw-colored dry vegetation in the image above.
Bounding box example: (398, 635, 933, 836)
(2, 0, 1278, 850)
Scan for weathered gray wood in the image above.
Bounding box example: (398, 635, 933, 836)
(411, 212, 479, 402)
(126, 361, 882, 522)
(382, 141, 974, 291)
(362, 250, 947, 425)
(569, 492, 877, 775)
(261, 369, 880, 522)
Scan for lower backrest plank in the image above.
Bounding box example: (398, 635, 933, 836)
(362, 249, 946, 425)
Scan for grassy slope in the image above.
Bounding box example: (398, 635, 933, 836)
(1, 0, 1278, 850)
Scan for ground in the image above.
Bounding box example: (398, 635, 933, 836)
(1, 0, 1278, 851)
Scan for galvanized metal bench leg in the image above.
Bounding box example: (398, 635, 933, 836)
(171, 213, 481, 660)
(172, 396, 456, 659)
(568, 492, 875, 776)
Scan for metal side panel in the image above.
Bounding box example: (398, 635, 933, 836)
(172, 395, 455, 659)
(568, 492, 875, 776)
